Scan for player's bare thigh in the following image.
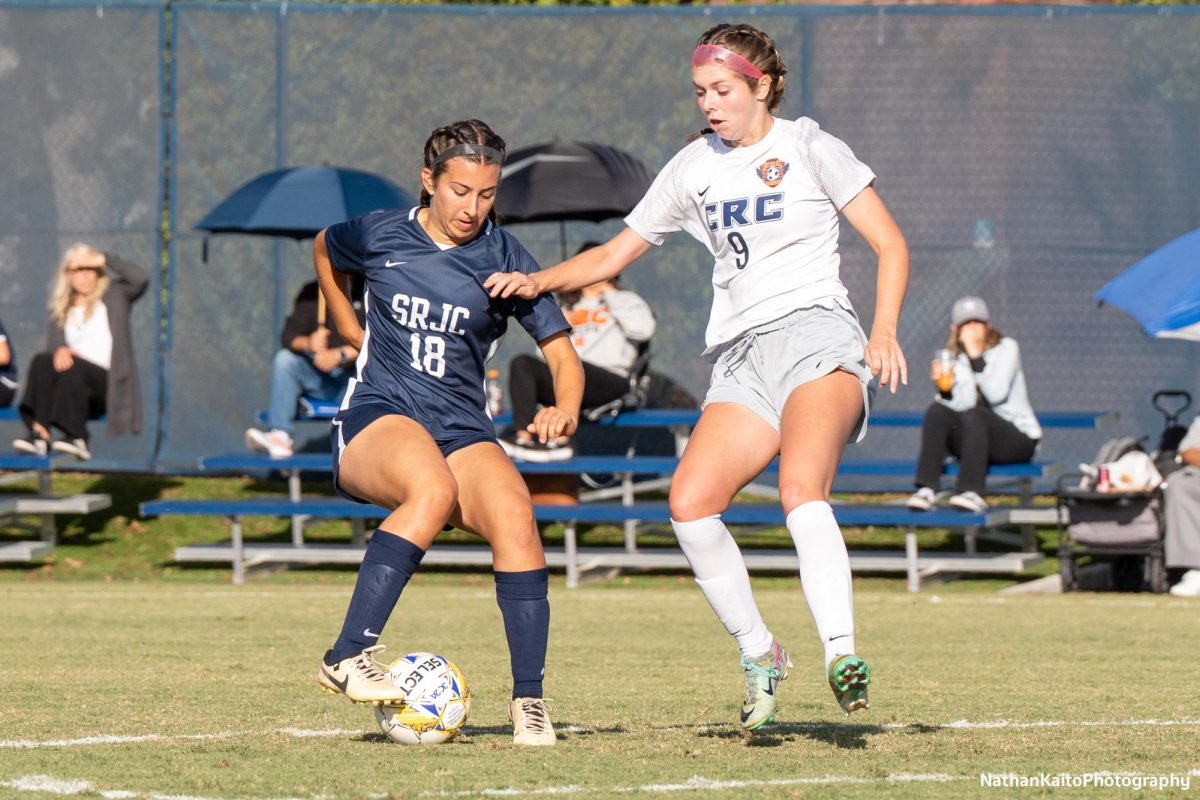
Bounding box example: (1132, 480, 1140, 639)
(338, 414, 458, 548)
(447, 441, 545, 572)
(668, 402, 780, 522)
(777, 368, 863, 510)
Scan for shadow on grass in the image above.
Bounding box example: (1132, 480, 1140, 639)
(59, 473, 185, 546)
(0, 472, 184, 548)
(354, 722, 626, 744)
(696, 719, 903, 749)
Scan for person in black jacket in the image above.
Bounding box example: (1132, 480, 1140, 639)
(244, 278, 364, 458)
(0, 317, 17, 407)
(13, 244, 148, 460)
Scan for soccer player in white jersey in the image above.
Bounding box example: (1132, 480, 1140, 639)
(486, 24, 909, 729)
(314, 120, 583, 745)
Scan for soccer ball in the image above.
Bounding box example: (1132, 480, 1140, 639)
(373, 652, 471, 745)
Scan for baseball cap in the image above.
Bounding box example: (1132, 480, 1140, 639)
(951, 296, 990, 326)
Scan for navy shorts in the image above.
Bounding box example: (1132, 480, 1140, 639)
(330, 400, 497, 504)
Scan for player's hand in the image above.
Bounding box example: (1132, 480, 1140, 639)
(865, 330, 907, 394)
(528, 406, 577, 444)
(52, 346, 74, 373)
(312, 349, 341, 373)
(484, 271, 540, 300)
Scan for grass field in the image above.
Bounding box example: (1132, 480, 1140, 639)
(1, 472, 1198, 798)
(2, 582, 1198, 799)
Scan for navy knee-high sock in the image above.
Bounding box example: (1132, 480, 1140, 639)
(494, 568, 550, 699)
(327, 532, 425, 663)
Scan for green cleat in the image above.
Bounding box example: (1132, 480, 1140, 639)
(739, 640, 792, 730)
(828, 654, 871, 715)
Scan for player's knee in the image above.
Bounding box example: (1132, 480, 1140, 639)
(779, 480, 831, 510)
(495, 493, 537, 535)
(669, 481, 725, 522)
(416, 474, 459, 521)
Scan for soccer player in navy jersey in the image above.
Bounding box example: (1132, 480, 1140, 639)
(488, 25, 908, 729)
(312, 120, 582, 746)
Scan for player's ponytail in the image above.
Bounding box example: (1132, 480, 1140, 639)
(420, 120, 507, 207)
(687, 23, 789, 142)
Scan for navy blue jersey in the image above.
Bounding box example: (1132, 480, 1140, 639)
(0, 318, 15, 387)
(324, 208, 568, 437)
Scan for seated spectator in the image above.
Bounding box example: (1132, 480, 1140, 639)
(1163, 419, 1200, 597)
(0, 316, 16, 407)
(499, 242, 655, 463)
(244, 278, 364, 458)
(906, 296, 1041, 513)
(13, 244, 149, 460)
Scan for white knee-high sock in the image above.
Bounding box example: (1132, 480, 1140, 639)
(786, 500, 855, 670)
(672, 515, 774, 658)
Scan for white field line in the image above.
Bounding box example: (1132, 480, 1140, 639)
(0, 772, 969, 800)
(0, 729, 361, 749)
(4, 717, 1200, 750)
(0, 774, 313, 800)
(5, 771, 1200, 800)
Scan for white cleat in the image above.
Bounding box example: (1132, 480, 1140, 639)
(317, 645, 406, 705)
(509, 697, 556, 746)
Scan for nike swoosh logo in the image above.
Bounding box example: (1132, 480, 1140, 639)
(321, 667, 349, 693)
(384, 259, 406, 268)
(697, 186, 710, 198)
(363, 628, 380, 638)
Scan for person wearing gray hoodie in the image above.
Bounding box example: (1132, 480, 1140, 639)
(906, 296, 1041, 513)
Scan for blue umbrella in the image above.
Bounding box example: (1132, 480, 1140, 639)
(1094, 229, 1200, 341)
(196, 165, 415, 239)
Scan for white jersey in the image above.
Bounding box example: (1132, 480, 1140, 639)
(625, 116, 875, 353)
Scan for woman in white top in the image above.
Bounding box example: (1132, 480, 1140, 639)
(906, 296, 1041, 514)
(14, 244, 148, 460)
(502, 242, 657, 463)
(487, 23, 909, 728)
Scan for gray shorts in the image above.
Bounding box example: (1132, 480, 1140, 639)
(704, 304, 875, 442)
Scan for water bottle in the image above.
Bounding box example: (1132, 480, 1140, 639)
(485, 369, 504, 417)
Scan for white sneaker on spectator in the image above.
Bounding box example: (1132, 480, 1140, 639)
(498, 434, 573, 463)
(949, 491, 988, 513)
(13, 437, 49, 457)
(51, 438, 91, 461)
(1169, 569, 1200, 598)
(244, 428, 294, 459)
(905, 487, 937, 511)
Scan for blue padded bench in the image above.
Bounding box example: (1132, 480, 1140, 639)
(285, 398, 1117, 430)
(194, 451, 1059, 554)
(142, 497, 1041, 590)
(196, 452, 1061, 516)
(197, 451, 1059, 481)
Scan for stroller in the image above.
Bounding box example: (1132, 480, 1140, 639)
(1056, 390, 1191, 593)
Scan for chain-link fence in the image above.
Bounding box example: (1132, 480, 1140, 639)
(3, 2, 1199, 471)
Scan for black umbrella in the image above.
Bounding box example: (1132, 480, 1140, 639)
(496, 141, 654, 260)
(197, 165, 415, 240)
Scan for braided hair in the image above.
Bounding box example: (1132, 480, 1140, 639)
(689, 23, 789, 141)
(420, 119, 507, 207)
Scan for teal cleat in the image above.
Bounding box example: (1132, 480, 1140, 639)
(739, 640, 792, 730)
(828, 654, 871, 715)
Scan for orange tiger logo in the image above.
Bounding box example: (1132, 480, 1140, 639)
(756, 158, 789, 188)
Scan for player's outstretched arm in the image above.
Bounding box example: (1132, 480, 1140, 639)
(843, 187, 909, 394)
(484, 228, 652, 300)
(528, 331, 583, 445)
(313, 229, 364, 350)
